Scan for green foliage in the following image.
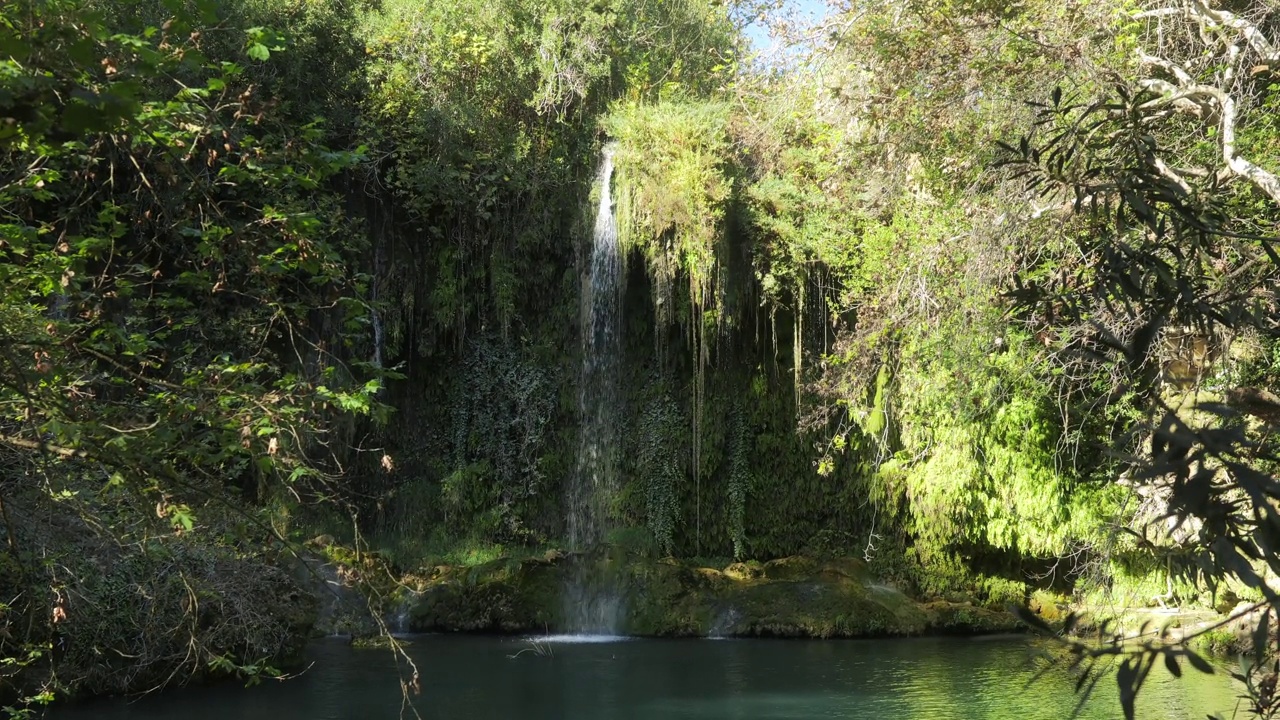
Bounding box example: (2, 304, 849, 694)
(609, 100, 734, 319)
(436, 337, 556, 542)
(884, 331, 1076, 558)
(1, 479, 316, 704)
(10, 1, 1279, 717)
(0, 0, 388, 496)
(742, 83, 860, 298)
(726, 400, 752, 561)
(0, 0, 385, 706)
(635, 379, 683, 555)
(360, 0, 737, 343)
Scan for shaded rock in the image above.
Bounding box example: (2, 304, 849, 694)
(725, 580, 927, 638)
(400, 554, 1016, 640)
(923, 601, 1023, 634)
(300, 559, 378, 638)
(1029, 590, 1069, 623)
(305, 534, 336, 548)
(409, 558, 561, 633)
(761, 556, 821, 581)
(351, 635, 413, 649)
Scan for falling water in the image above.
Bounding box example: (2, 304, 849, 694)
(564, 146, 624, 635)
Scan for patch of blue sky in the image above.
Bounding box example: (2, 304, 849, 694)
(742, 0, 830, 57)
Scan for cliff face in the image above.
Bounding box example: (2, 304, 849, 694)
(359, 196, 857, 564)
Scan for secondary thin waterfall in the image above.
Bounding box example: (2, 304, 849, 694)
(565, 146, 623, 634)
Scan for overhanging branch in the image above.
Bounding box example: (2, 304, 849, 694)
(1135, 8, 1280, 207)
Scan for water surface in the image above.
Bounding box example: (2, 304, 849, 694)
(55, 635, 1244, 720)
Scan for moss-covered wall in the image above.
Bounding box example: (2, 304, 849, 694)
(356, 185, 867, 565)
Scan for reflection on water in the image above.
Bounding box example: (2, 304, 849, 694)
(53, 635, 1243, 720)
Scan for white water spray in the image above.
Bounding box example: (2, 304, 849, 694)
(564, 146, 624, 634)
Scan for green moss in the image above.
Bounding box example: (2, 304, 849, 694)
(723, 578, 927, 638)
(922, 602, 1021, 635)
(398, 552, 1008, 639)
(1190, 628, 1238, 655)
(408, 557, 565, 633)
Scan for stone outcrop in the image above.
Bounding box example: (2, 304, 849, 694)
(400, 553, 1020, 638)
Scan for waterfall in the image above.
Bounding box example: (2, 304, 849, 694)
(564, 146, 624, 635)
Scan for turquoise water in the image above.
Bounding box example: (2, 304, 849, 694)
(54, 635, 1243, 720)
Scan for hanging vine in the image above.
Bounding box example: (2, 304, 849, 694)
(727, 399, 753, 560)
(606, 100, 736, 554)
(637, 379, 685, 555)
(438, 336, 556, 540)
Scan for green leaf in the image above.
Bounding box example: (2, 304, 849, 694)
(247, 43, 270, 61)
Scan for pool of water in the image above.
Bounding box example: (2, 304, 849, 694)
(54, 634, 1243, 720)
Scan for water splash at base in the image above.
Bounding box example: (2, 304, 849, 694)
(564, 146, 626, 635)
(526, 634, 632, 644)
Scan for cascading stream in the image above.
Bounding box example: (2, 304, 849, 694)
(564, 146, 624, 635)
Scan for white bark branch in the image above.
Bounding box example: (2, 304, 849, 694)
(1128, 1, 1280, 204)
(1137, 78, 1211, 116)
(1134, 8, 1182, 19)
(1138, 50, 1193, 85)
(1140, 77, 1280, 205)
(1135, 1, 1278, 62)
(1189, 0, 1278, 62)
(1152, 157, 1194, 196)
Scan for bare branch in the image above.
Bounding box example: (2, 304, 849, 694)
(1137, 50, 1193, 85)
(1134, 8, 1183, 19)
(0, 434, 85, 458)
(1137, 78, 1211, 116)
(1139, 78, 1280, 204)
(1189, 0, 1279, 61)
(1151, 157, 1194, 196)
(1136, 1, 1279, 62)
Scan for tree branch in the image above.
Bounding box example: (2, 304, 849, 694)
(1136, 1, 1279, 62)
(0, 434, 85, 458)
(1137, 50, 1193, 85)
(1139, 76, 1280, 205)
(1189, 0, 1278, 62)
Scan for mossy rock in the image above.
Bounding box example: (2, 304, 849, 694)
(817, 557, 871, 583)
(723, 562, 762, 581)
(621, 561, 727, 636)
(402, 553, 1014, 639)
(923, 601, 1021, 634)
(760, 556, 821, 581)
(305, 534, 336, 549)
(351, 635, 413, 649)
(408, 558, 562, 633)
(725, 580, 927, 638)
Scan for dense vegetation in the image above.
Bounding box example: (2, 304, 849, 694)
(2, 0, 1279, 717)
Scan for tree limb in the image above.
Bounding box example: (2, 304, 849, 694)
(1137, 50, 1193, 85)
(1151, 157, 1194, 196)
(0, 434, 85, 458)
(1189, 0, 1278, 62)
(1136, 1, 1279, 62)
(1139, 77, 1280, 205)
